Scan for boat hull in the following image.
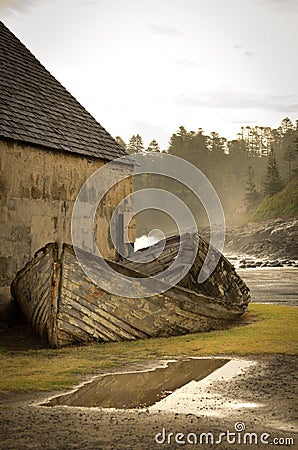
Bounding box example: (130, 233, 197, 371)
(11, 236, 250, 348)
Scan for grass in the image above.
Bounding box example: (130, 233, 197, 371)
(0, 303, 297, 393)
(249, 176, 298, 222)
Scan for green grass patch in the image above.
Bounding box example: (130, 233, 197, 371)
(249, 176, 298, 222)
(0, 304, 296, 393)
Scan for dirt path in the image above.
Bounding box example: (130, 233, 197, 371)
(0, 354, 297, 449)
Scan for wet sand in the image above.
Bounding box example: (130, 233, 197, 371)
(238, 268, 298, 306)
(0, 355, 297, 449)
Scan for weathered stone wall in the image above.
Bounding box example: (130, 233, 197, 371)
(0, 139, 134, 286)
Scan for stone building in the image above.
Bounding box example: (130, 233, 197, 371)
(0, 21, 134, 287)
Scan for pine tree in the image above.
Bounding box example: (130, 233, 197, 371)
(115, 136, 127, 150)
(279, 117, 294, 136)
(283, 144, 296, 182)
(167, 126, 189, 158)
(127, 134, 144, 154)
(263, 150, 284, 196)
(146, 139, 160, 152)
(245, 166, 258, 201)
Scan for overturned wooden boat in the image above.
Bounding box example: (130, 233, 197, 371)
(11, 234, 250, 347)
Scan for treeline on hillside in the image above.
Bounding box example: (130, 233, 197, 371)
(115, 117, 298, 232)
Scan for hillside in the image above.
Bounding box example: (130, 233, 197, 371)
(249, 176, 298, 223)
(223, 177, 298, 259)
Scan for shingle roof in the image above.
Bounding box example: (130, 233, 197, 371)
(0, 21, 127, 161)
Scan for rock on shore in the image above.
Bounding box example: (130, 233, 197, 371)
(224, 218, 298, 260)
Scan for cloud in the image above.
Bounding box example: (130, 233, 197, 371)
(76, 0, 97, 5)
(148, 24, 180, 37)
(254, 0, 298, 13)
(228, 119, 258, 125)
(233, 45, 254, 57)
(176, 58, 200, 68)
(0, 0, 32, 11)
(174, 91, 298, 113)
(0, 0, 37, 12)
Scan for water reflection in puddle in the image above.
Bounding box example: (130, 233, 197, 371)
(150, 359, 258, 416)
(44, 358, 229, 409)
(229, 402, 261, 409)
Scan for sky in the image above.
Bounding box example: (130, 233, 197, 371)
(0, 0, 297, 149)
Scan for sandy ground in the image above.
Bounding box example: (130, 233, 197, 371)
(0, 354, 297, 450)
(238, 268, 298, 306)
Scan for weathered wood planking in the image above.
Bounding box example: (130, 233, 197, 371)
(11, 244, 56, 340)
(11, 234, 250, 348)
(120, 233, 250, 308)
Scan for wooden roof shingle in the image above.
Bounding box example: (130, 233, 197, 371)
(0, 21, 127, 161)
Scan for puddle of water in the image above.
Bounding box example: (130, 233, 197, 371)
(229, 402, 262, 409)
(150, 359, 257, 416)
(43, 358, 229, 409)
